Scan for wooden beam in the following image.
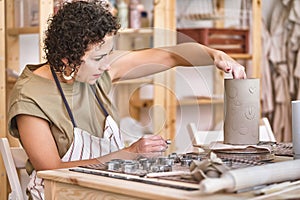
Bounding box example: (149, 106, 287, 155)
(0, 0, 8, 199)
(153, 0, 176, 47)
(153, 0, 176, 154)
(214, 0, 225, 28)
(251, 0, 262, 78)
(6, 0, 19, 73)
(39, 0, 53, 62)
(5, 0, 19, 146)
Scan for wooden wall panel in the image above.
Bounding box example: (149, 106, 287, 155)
(0, 0, 8, 199)
(252, 0, 262, 78)
(39, 0, 53, 62)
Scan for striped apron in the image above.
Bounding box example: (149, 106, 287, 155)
(27, 69, 124, 200)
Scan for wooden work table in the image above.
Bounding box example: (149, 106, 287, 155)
(38, 156, 300, 200)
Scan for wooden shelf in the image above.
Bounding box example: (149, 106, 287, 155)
(130, 98, 153, 108)
(113, 78, 153, 85)
(178, 98, 223, 106)
(118, 28, 153, 36)
(229, 53, 252, 60)
(130, 97, 223, 108)
(7, 27, 39, 36)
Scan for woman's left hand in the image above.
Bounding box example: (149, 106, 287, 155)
(213, 50, 247, 79)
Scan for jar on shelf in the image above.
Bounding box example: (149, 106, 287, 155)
(129, 0, 141, 29)
(117, 0, 128, 29)
(140, 11, 149, 28)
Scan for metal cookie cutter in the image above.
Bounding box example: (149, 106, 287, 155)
(121, 160, 139, 173)
(106, 160, 122, 171)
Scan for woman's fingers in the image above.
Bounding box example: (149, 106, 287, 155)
(214, 51, 247, 79)
(127, 134, 168, 154)
(228, 62, 247, 79)
(141, 135, 168, 152)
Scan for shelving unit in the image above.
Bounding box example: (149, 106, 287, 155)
(0, 0, 176, 198)
(121, 0, 262, 132)
(112, 0, 177, 153)
(6, 26, 39, 35)
(176, 26, 250, 128)
(178, 0, 261, 133)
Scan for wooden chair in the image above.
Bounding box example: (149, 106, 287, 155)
(187, 123, 223, 146)
(0, 137, 28, 200)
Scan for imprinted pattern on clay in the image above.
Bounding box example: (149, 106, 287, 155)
(224, 80, 259, 144)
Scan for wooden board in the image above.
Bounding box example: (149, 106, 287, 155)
(153, 0, 177, 154)
(39, 0, 53, 62)
(0, 0, 8, 199)
(251, 0, 262, 78)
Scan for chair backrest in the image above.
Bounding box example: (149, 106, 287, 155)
(259, 117, 276, 143)
(0, 137, 28, 200)
(187, 117, 276, 146)
(187, 123, 223, 146)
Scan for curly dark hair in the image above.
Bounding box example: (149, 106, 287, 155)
(44, 0, 120, 72)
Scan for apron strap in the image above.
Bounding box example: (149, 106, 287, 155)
(50, 67, 77, 127)
(90, 85, 109, 117)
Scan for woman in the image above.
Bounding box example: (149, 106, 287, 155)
(8, 1, 246, 199)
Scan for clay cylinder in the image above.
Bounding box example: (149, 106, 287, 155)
(224, 79, 260, 145)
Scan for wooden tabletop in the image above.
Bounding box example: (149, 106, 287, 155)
(38, 168, 249, 200)
(38, 159, 300, 200)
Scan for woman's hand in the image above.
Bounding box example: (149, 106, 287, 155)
(125, 135, 168, 155)
(213, 50, 247, 79)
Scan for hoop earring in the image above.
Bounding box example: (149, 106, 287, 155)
(62, 66, 75, 81)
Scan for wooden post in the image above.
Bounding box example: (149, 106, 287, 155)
(5, 0, 20, 148)
(39, 0, 53, 62)
(0, 2, 54, 199)
(0, 0, 7, 199)
(153, 0, 176, 153)
(6, 0, 19, 74)
(251, 0, 262, 78)
(214, 0, 225, 28)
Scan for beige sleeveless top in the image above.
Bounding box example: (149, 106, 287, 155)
(8, 64, 119, 173)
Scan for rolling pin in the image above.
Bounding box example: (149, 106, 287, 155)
(199, 159, 300, 194)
